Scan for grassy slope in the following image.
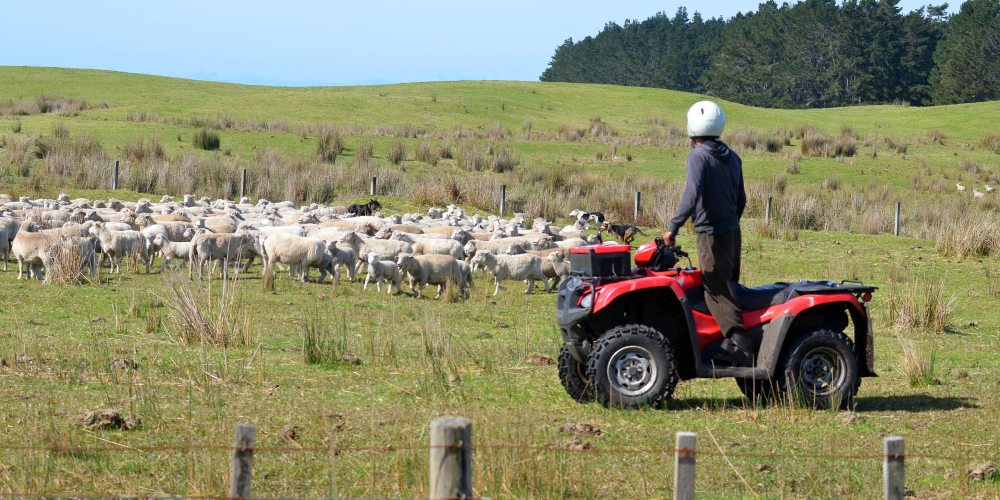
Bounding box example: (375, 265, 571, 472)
(0, 67, 998, 497)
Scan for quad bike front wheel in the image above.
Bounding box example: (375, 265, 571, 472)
(586, 324, 678, 409)
(777, 329, 860, 410)
(558, 345, 593, 403)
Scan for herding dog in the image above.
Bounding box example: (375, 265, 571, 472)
(599, 221, 648, 245)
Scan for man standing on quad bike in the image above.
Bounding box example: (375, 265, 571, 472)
(663, 100, 754, 365)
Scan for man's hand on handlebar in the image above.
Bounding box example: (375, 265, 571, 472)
(662, 231, 676, 247)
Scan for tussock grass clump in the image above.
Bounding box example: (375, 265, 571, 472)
(302, 316, 358, 366)
(800, 130, 856, 158)
(316, 128, 343, 163)
(588, 116, 617, 142)
(0, 95, 90, 116)
(437, 143, 453, 160)
(729, 127, 787, 153)
(886, 280, 953, 333)
(123, 137, 166, 163)
(926, 129, 947, 145)
(982, 133, 1000, 154)
(163, 275, 253, 347)
(52, 122, 69, 140)
(821, 175, 841, 191)
(10, 120, 21, 133)
(960, 158, 979, 175)
(388, 139, 406, 165)
(192, 128, 220, 151)
(885, 136, 909, 155)
(490, 146, 519, 173)
(415, 142, 438, 165)
(457, 143, 487, 171)
(558, 123, 584, 142)
(898, 338, 938, 387)
(355, 140, 373, 167)
(935, 212, 1000, 259)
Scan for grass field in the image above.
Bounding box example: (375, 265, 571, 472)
(0, 67, 998, 497)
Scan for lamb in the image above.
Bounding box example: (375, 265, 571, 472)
(973, 189, 985, 199)
(986, 184, 995, 194)
(259, 232, 328, 282)
(545, 252, 572, 290)
(470, 251, 549, 295)
(141, 222, 195, 251)
(93, 226, 150, 274)
(956, 182, 966, 192)
(391, 232, 465, 259)
(189, 231, 256, 280)
(456, 259, 474, 299)
(364, 252, 403, 294)
(149, 233, 192, 272)
(323, 241, 357, 282)
(396, 253, 463, 299)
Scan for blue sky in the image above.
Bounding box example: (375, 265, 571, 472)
(1, 0, 944, 86)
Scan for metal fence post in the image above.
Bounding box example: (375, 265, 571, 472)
(370, 176, 377, 196)
(765, 195, 773, 226)
(499, 184, 506, 216)
(884, 436, 905, 500)
(240, 168, 247, 199)
(429, 416, 473, 500)
(229, 423, 256, 499)
(112, 160, 120, 190)
(674, 432, 696, 500)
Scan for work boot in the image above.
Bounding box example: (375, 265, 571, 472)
(721, 330, 756, 366)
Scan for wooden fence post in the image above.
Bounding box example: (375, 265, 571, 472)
(765, 195, 773, 226)
(499, 185, 506, 216)
(240, 168, 247, 199)
(634, 191, 641, 224)
(229, 423, 256, 500)
(884, 436, 905, 500)
(370, 176, 377, 196)
(112, 160, 120, 190)
(429, 416, 472, 500)
(893, 201, 901, 236)
(674, 432, 696, 500)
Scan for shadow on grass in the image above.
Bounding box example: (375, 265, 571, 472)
(854, 394, 979, 413)
(666, 397, 748, 410)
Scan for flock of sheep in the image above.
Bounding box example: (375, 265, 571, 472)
(0, 193, 604, 298)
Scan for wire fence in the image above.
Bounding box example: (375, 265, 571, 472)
(1, 417, 996, 499)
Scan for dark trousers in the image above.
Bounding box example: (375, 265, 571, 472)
(696, 229, 745, 337)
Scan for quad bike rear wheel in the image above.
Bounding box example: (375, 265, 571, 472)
(586, 324, 678, 409)
(558, 345, 593, 403)
(777, 329, 860, 410)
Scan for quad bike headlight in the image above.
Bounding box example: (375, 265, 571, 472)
(579, 291, 594, 309)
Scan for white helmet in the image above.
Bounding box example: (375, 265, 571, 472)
(686, 100, 725, 138)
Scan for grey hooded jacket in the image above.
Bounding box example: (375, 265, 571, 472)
(667, 140, 746, 236)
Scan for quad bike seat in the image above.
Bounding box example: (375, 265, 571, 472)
(687, 280, 844, 314)
(687, 282, 792, 314)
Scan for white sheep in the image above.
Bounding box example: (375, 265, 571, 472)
(364, 252, 403, 294)
(470, 251, 549, 295)
(985, 184, 995, 193)
(92, 225, 150, 274)
(973, 189, 985, 199)
(150, 233, 192, 272)
(391, 232, 465, 259)
(456, 259, 474, 299)
(956, 183, 966, 192)
(546, 252, 572, 290)
(189, 231, 256, 280)
(336, 231, 412, 273)
(259, 232, 327, 282)
(11, 231, 57, 280)
(396, 253, 463, 299)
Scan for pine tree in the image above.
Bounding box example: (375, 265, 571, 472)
(931, 0, 1000, 104)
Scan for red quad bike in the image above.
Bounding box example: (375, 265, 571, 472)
(556, 240, 878, 410)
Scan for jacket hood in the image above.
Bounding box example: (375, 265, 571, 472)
(701, 139, 732, 159)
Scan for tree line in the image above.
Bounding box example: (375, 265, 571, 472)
(540, 0, 1000, 107)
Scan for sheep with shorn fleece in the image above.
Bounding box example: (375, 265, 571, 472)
(91, 223, 150, 274)
(506, 246, 571, 290)
(470, 251, 549, 296)
(149, 233, 192, 272)
(189, 231, 256, 280)
(259, 232, 328, 283)
(364, 252, 403, 294)
(396, 253, 463, 299)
